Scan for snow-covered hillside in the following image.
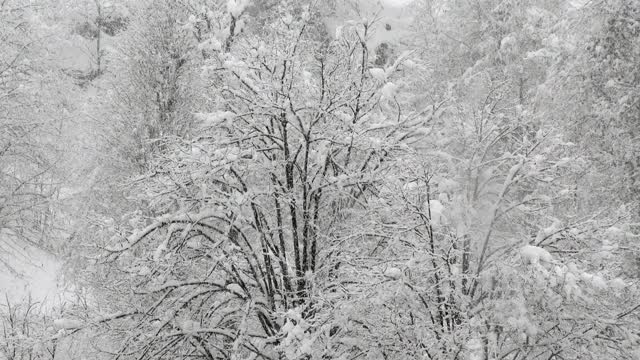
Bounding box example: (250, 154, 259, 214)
(0, 230, 62, 304)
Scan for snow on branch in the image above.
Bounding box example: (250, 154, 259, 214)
(105, 210, 229, 253)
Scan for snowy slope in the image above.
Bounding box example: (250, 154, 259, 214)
(0, 6, 119, 307)
(0, 229, 62, 304)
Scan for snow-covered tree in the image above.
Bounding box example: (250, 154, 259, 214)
(0, 296, 59, 360)
(0, 0, 68, 248)
(100, 0, 201, 172)
(52, 0, 640, 359)
(95, 2, 426, 358)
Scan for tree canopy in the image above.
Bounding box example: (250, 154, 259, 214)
(1, 0, 640, 359)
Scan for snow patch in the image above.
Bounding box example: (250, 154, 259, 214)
(335, 25, 343, 39)
(0, 230, 63, 304)
(380, 0, 416, 8)
(380, 82, 398, 99)
(179, 319, 200, 332)
(500, 35, 517, 50)
(369, 68, 387, 82)
(195, 111, 235, 127)
(226, 283, 245, 296)
(53, 318, 83, 330)
(605, 226, 624, 241)
(590, 274, 607, 290)
(403, 59, 417, 70)
(610, 278, 627, 291)
(520, 245, 552, 265)
(384, 267, 403, 280)
(186, 238, 202, 249)
(227, 0, 249, 17)
(197, 37, 222, 52)
(438, 178, 459, 192)
(137, 266, 152, 276)
(428, 199, 444, 226)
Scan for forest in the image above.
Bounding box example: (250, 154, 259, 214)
(1, 0, 639, 359)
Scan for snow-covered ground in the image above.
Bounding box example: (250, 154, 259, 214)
(0, 229, 63, 306)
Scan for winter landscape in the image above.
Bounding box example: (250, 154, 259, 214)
(1, 0, 639, 358)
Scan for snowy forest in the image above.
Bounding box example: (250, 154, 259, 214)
(1, 0, 640, 358)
